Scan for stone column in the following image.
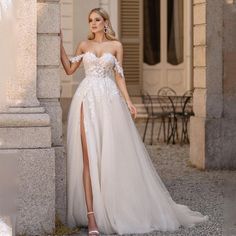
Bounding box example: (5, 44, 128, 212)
(8, 0, 39, 107)
(190, 0, 236, 169)
(221, 0, 236, 168)
(0, 0, 56, 235)
(37, 0, 66, 225)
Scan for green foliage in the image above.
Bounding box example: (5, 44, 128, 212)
(17, 214, 81, 236)
(47, 214, 81, 236)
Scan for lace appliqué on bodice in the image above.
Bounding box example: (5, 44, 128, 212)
(70, 54, 84, 63)
(113, 59, 124, 79)
(69, 51, 125, 79)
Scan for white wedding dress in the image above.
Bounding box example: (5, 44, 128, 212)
(66, 51, 208, 235)
(0, 218, 12, 236)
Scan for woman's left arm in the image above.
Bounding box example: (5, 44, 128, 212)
(114, 42, 137, 119)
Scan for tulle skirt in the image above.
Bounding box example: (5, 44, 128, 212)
(66, 77, 208, 235)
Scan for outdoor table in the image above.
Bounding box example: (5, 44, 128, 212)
(141, 93, 193, 145)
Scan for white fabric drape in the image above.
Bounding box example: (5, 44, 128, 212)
(67, 52, 208, 235)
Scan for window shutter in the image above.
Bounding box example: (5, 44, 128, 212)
(119, 0, 142, 95)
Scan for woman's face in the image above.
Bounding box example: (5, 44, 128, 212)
(89, 12, 107, 33)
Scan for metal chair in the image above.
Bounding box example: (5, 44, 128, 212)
(157, 95, 178, 144)
(157, 87, 179, 144)
(141, 90, 167, 145)
(179, 90, 194, 145)
(157, 86, 176, 96)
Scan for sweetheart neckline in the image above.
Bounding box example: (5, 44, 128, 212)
(83, 51, 117, 60)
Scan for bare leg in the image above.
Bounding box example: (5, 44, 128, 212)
(80, 102, 99, 235)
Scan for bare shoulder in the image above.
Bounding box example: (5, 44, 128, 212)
(111, 40, 123, 58)
(79, 40, 88, 47)
(112, 40, 123, 50)
(75, 40, 90, 53)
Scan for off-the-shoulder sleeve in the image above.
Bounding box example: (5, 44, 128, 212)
(69, 54, 84, 63)
(114, 57, 125, 79)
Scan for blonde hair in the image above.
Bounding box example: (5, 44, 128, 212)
(87, 8, 118, 41)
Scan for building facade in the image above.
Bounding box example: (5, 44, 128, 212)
(60, 0, 192, 98)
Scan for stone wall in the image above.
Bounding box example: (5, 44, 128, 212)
(37, 0, 66, 225)
(190, 0, 236, 169)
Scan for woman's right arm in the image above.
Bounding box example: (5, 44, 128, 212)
(60, 31, 84, 75)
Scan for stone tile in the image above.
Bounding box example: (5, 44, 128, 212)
(37, 67, 61, 99)
(193, 25, 206, 46)
(37, 35, 60, 66)
(40, 100, 63, 146)
(193, 3, 206, 25)
(205, 137, 223, 169)
(54, 146, 66, 224)
(193, 67, 206, 88)
(0, 113, 50, 127)
(206, 0, 223, 95)
(221, 136, 236, 168)
(194, 0, 206, 4)
(205, 118, 222, 140)
(223, 52, 236, 95)
(223, 95, 236, 118)
(16, 148, 55, 235)
(223, 1, 236, 52)
(222, 118, 236, 138)
(0, 127, 51, 149)
(193, 46, 206, 67)
(192, 88, 206, 117)
(206, 93, 223, 119)
(189, 116, 205, 169)
(37, 2, 60, 33)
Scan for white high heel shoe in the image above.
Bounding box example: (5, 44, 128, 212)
(87, 211, 100, 235)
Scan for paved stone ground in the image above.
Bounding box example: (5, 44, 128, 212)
(63, 120, 236, 236)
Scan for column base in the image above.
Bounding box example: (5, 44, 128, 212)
(0, 149, 55, 235)
(190, 116, 236, 169)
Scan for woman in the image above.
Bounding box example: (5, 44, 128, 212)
(60, 7, 208, 236)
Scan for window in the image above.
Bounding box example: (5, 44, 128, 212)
(143, 0, 160, 65)
(167, 0, 184, 65)
(143, 0, 184, 66)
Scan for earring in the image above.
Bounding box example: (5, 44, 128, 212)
(104, 25, 108, 33)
